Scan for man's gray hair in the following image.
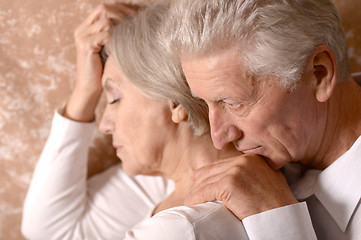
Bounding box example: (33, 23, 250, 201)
(163, 0, 350, 88)
(109, 2, 209, 135)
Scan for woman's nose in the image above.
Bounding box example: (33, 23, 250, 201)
(209, 106, 243, 149)
(99, 108, 114, 135)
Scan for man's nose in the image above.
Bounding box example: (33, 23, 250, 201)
(99, 108, 114, 135)
(209, 106, 243, 149)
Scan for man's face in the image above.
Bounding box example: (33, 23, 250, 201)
(181, 49, 321, 170)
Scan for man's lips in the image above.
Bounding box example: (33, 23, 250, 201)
(238, 146, 263, 154)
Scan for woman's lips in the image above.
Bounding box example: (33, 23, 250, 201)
(113, 145, 123, 154)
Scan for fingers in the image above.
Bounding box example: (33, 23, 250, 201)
(186, 161, 244, 205)
(186, 154, 298, 220)
(68, 3, 137, 122)
(85, 31, 111, 53)
(86, 18, 113, 36)
(192, 156, 244, 184)
(185, 181, 224, 206)
(85, 3, 136, 25)
(75, 3, 137, 51)
(75, 18, 112, 44)
(188, 158, 242, 205)
(186, 167, 239, 205)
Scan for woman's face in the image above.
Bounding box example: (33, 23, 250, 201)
(99, 56, 177, 176)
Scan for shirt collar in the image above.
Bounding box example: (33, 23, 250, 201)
(291, 135, 361, 232)
(313, 135, 361, 232)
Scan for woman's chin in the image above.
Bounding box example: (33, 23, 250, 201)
(122, 165, 138, 176)
(121, 163, 144, 176)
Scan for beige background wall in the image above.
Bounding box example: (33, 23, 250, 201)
(0, 0, 360, 239)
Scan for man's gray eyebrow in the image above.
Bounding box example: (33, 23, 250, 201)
(190, 89, 227, 103)
(212, 96, 228, 102)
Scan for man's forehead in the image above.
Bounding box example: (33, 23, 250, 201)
(190, 86, 227, 100)
(181, 48, 240, 69)
(183, 60, 263, 103)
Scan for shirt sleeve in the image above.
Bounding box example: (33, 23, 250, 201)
(21, 110, 96, 239)
(242, 202, 318, 240)
(124, 213, 197, 240)
(123, 202, 250, 240)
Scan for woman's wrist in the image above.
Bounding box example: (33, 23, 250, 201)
(64, 89, 102, 122)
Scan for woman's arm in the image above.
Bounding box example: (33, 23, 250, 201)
(21, 110, 95, 239)
(21, 5, 165, 239)
(65, 4, 135, 122)
(21, 111, 173, 239)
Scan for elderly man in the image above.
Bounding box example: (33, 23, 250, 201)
(164, 0, 361, 239)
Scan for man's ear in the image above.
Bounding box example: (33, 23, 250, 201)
(169, 101, 188, 123)
(309, 45, 337, 102)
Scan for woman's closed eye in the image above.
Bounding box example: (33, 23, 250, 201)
(108, 90, 122, 105)
(109, 98, 120, 105)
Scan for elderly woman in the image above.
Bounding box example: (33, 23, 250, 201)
(21, 2, 248, 239)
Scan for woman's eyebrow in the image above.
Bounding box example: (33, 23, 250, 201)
(103, 77, 114, 91)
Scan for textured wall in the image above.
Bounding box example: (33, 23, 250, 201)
(333, 0, 361, 72)
(0, 0, 147, 239)
(0, 0, 360, 239)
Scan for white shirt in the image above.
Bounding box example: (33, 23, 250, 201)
(125, 202, 248, 240)
(22, 111, 248, 239)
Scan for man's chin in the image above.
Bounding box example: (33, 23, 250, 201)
(263, 156, 286, 170)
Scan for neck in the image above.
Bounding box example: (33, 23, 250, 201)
(155, 124, 239, 212)
(306, 76, 361, 170)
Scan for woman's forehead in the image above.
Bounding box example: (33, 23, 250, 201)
(102, 57, 125, 88)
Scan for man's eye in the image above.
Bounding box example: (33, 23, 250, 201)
(224, 101, 242, 109)
(227, 103, 238, 107)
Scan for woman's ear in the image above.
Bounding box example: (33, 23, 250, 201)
(169, 101, 188, 123)
(309, 45, 337, 102)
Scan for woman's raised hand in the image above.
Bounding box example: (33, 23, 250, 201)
(64, 4, 136, 122)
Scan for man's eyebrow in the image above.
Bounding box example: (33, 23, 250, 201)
(190, 89, 228, 102)
(213, 96, 228, 101)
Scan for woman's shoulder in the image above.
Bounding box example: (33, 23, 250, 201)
(155, 201, 231, 222)
(125, 201, 249, 240)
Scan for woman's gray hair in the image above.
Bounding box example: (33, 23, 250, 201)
(109, 1, 209, 135)
(163, 0, 350, 89)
